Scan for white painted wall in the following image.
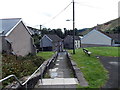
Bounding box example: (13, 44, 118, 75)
(75, 40, 80, 49)
(81, 29, 112, 45)
(40, 36, 53, 47)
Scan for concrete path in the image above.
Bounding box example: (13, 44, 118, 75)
(49, 52, 72, 78)
(35, 52, 78, 89)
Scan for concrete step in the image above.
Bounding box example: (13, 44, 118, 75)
(38, 78, 78, 85)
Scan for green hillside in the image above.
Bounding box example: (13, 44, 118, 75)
(79, 17, 120, 35)
(94, 17, 120, 33)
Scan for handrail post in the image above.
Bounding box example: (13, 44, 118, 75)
(40, 67, 42, 84)
(25, 83, 27, 90)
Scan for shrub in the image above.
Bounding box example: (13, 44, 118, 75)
(2, 53, 45, 87)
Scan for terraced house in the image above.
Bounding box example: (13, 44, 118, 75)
(64, 35, 81, 49)
(81, 29, 120, 47)
(40, 34, 63, 52)
(0, 18, 36, 56)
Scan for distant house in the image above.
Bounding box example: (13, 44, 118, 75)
(0, 18, 36, 56)
(109, 33, 120, 46)
(27, 26, 41, 35)
(64, 35, 81, 49)
(81, 29, 119, 47)
(40, 34, 63, 51)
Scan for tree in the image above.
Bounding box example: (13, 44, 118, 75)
(32, 34, 41, 49)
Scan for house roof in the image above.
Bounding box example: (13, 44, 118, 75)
(0, 18, 31, 36)
(95, 29, 120, 41)
(46, 34, 62, 42)
(0, 18, 21, 36)
(27, 26, 41, 35)
(108, 33, 120, 42)
(97, 30, 112, 38)
(65, 35, 80, 40)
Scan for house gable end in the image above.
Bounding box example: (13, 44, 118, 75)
(81, 29, 112, 45)
(40, 35, 53, 47)
(82, 29, 111, 40)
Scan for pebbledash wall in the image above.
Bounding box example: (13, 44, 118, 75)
(6, 22, 35, 56)
(81, 29, 112, 46)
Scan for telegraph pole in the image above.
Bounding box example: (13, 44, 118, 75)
(40, 25, 43, 51)
(73, 0, 75, 54)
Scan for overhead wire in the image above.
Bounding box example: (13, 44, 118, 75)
(42, 2, 72, 26)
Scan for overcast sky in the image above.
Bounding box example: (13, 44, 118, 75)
(0, 0, 119, 30)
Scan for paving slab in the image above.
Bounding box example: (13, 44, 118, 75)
(49, 52, 72, 78)
(38, 78, 78, 85)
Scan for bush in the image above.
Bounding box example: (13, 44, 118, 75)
(2, 53, 45, 87)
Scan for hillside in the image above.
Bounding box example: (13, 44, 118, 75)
(79, 17, 120, 35)
(93, 17, 120, 33)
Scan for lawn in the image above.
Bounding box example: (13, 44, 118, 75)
(86, 47, 119, 57)
(37, 51, 55, 60)
(68, 47, 119, 88)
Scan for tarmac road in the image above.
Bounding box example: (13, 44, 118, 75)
(99, 56, 119, 88)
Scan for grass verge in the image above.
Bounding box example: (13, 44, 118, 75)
(37, 51, 55, 60)
(68, 46, 119, 88)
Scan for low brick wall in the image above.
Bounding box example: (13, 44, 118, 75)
(66, 52, 89, 87)
(3, 52, 58, 90)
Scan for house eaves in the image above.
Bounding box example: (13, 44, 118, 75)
(40, 34, 53, 42)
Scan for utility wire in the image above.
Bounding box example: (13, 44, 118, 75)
(42, 2, 72, 25)
(76, 2, 102, 9)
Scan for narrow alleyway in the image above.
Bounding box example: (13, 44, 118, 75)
(35, 52, 78, 89)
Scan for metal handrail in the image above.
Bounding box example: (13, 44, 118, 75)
(0, 74, 22, 86)
(0, 52, 58, 88)
(0, 62, 45, 87)
(22, 63, 44, 85)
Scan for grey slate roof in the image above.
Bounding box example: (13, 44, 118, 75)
(65, 35, 80, 40)
(108, 34, 120, 42)
(46, 34, 62, 42)
(0, 18, 21, 36)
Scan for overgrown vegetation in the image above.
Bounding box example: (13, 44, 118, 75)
(2, 54, 45, 87)
(1, 51, 54, 87)
(68, 47, 119, 88)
